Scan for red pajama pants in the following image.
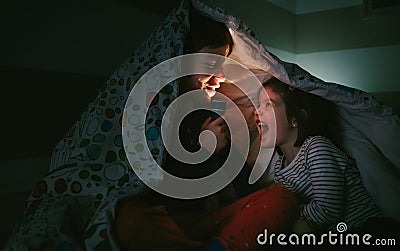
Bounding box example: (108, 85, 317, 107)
(114, 184, 298, 251)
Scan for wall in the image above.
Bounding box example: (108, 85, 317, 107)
(295, 4, 400, 93)
(0, 0, 167, 161)
(0, 0, 165, 76)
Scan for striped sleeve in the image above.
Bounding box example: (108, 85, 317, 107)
(301, 137, 347, 227)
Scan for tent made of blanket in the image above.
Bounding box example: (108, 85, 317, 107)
(5, 0, 400, 250)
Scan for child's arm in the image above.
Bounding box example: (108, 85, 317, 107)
(301, 138, 346, 228)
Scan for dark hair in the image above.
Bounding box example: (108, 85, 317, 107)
(183, 7, 234, 56)
(262, 77, 340, 147)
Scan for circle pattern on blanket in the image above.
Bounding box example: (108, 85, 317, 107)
(104, 164, 125, 181)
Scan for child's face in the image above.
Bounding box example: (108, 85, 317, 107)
(256, 86, 296, 148)
(179, 45, 227, 97)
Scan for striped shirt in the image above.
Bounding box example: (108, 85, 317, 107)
(274, 136, 382, 231)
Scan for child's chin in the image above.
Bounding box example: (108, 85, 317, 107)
(260, 135, 274, 148)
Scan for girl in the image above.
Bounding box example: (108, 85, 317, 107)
(255, 77, 382, 233)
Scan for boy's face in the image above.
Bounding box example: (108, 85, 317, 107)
(178, 45, 228, 96)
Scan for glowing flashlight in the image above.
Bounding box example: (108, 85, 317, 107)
(210, 98, 226, 121)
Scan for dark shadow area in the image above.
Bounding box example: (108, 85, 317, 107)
(0, 65, 107, 161)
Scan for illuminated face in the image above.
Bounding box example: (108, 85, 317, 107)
(179, 45, 228, 96)
(256, 86, 296, 148)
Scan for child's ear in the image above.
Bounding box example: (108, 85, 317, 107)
(290, 118, 298, 128)
(291, 109, 307, 128)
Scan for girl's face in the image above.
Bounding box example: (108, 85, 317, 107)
(255, 86, 297, 148)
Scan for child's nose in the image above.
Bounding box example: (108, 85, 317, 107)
(213, 71, 225, 83)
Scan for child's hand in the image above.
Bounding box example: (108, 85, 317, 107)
(200, 116, 229, 153)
